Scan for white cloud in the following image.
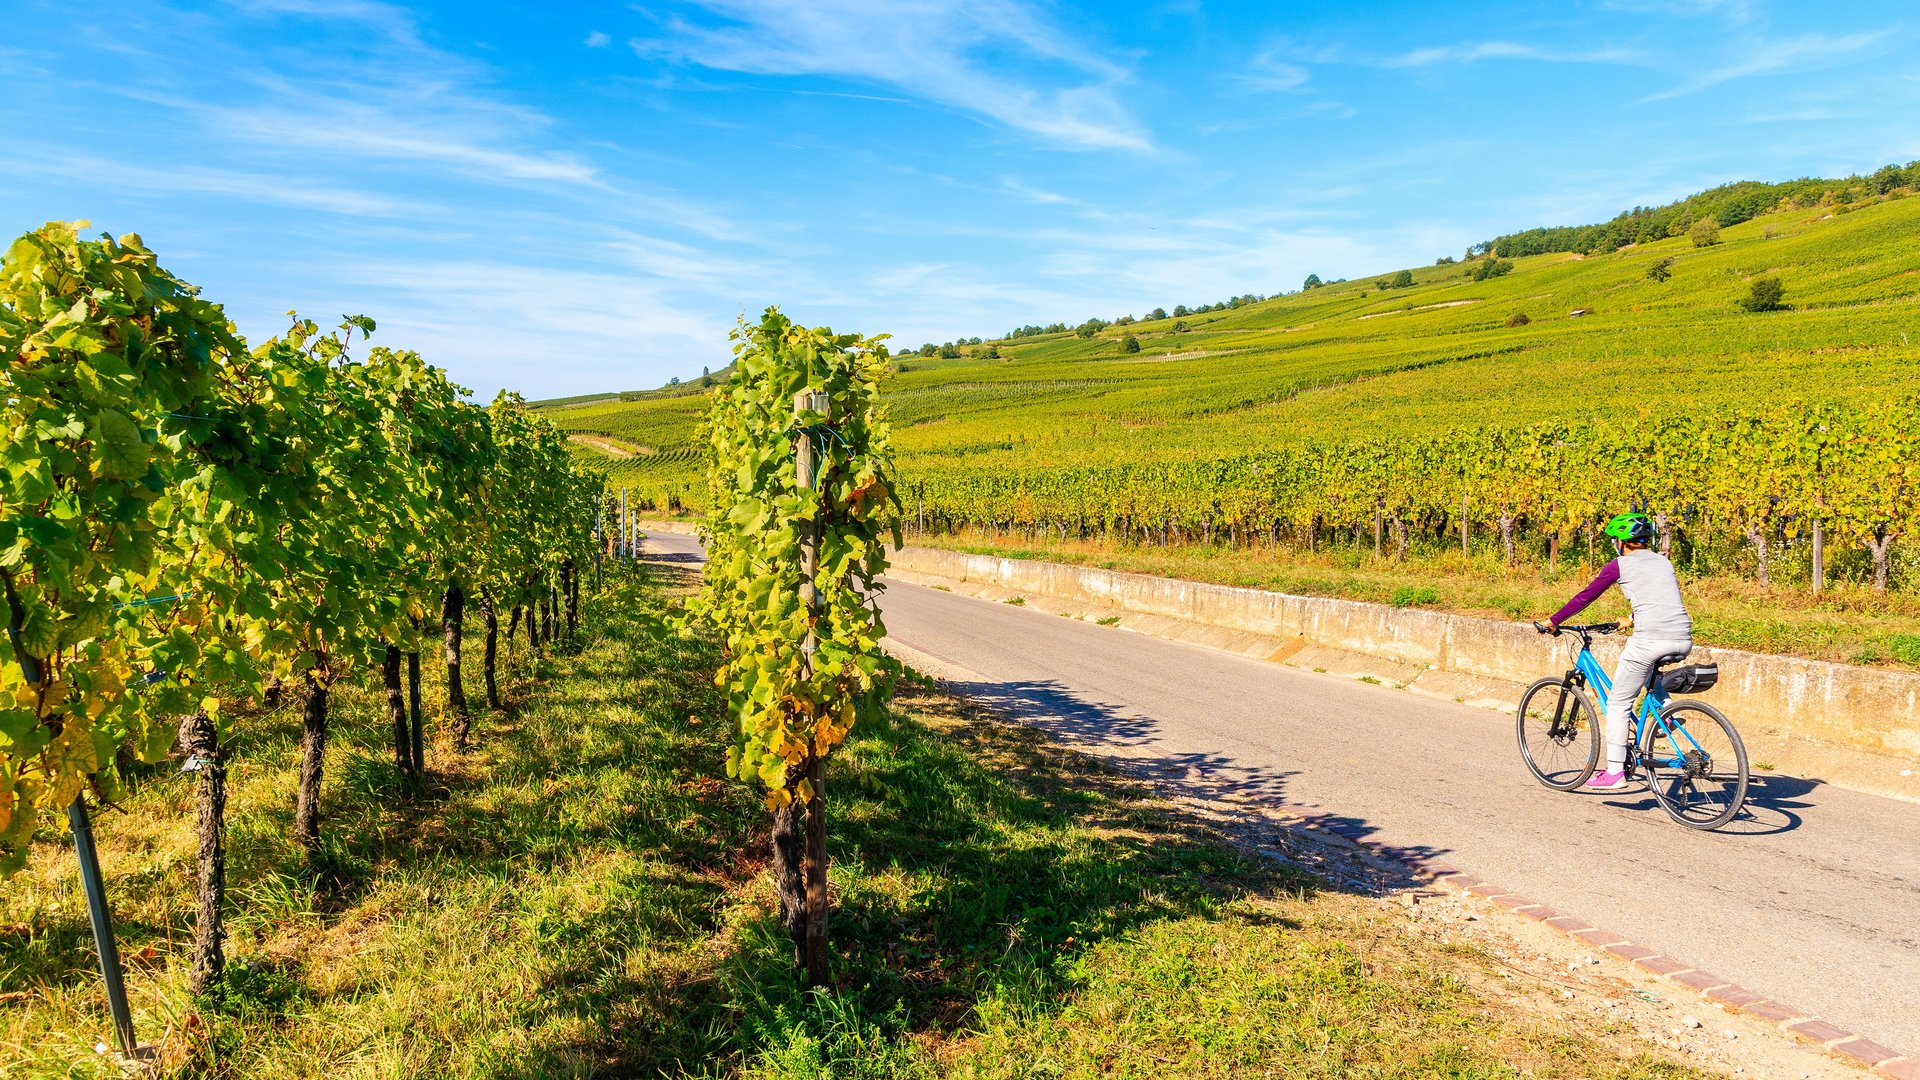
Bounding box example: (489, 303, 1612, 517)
(0, 152, 434, 218)
(998, 179, 1083, 207)
(224, 0, 423, 44)
(1604, 0, 1755, 20)
(203, 95, 604, 186)
(340, 259, 735, 394)
(1642, 31, 1889, 101)
(1239, 50, 1310, 91)
(633, 0, 1151, 152)
(1384, 41, 1637, 68)
(605, 228, 760, 283)
(584, 30, 610, 47)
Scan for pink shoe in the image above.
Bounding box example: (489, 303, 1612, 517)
(1586, 769, 1629, 791)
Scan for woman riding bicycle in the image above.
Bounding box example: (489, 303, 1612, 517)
(1543, 512, 1692, 791)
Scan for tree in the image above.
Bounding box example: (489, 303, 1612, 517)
(1302, 274, 1323, 289)
(1390, 269, 1414, 289)
(1149, 307, 1168, 320)
(1172, 304, 1190, 317)
(1738, 276, 1787, 312)
(1646, 257, 1674, 282)
(1507, 312, 1531, 327)
(1172, 319, 1189, 332)
(1121, 333, 1141, 353)
(1690, 218, 1721, 247)
(938, 342, 961, 358)
(1470, 258, 1514, 281)
(1075, 324, 1097, 340)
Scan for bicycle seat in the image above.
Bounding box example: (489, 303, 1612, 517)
(1643, 652, 1693, 690)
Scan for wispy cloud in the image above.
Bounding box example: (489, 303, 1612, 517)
(3, 153, 433, 218)
(998, 179, 1084, 207)
(342, 259, 734, 393)
(605, 228, 760, 284)
(1383, 41, 1637, 68)
(1604, 0, 1755, 21)
(1238, 49, 1311, 92)
(584, 30, 611, 48)
(632, 0, 1151, 152)
(201, 92, 604, 186)
(224, 0, 422, 45)
(1642, 30, 1889, 101)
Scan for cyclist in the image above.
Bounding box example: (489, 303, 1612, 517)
(1542, 512, 1693, 791)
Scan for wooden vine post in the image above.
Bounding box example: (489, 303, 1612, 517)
(794, 389, 831, 985)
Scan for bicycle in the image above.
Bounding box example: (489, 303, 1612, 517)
(1516, 622, 1749, 830)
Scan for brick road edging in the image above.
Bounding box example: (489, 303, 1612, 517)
(1275, 806, 1915, 1077)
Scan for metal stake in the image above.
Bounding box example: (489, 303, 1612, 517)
(68, 796, 136, 1055)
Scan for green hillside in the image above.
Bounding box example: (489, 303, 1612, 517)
(549, 185, 1920, 506)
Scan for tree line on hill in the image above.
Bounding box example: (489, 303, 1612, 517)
(1486, 165, 1920, 259)
(964, 168, 1916, 350)
(1001, 294, 1271, 342)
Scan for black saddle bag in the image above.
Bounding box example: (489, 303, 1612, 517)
(1661, 663, 1719, 695)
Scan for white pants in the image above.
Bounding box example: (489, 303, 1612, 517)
(1603, 636, 1693, 772)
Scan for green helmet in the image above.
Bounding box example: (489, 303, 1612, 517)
(1602, 511, 1656, 544)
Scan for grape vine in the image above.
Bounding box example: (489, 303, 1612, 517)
(686, 308, 900, 981)
(0, 221, 604, 878)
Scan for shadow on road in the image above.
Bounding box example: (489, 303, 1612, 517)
(1590, 770, 1816, 836)
(936, 672, 1449, 894)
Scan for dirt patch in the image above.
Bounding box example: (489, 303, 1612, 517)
(1355, 300, 1480, 320)
(569, 434, 651, 459)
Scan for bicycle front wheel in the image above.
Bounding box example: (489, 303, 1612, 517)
(1517, 678, 1600, 790)
(1643, 701, 1749, 830)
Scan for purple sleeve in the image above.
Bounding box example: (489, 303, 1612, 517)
(1552, 560, 1619, 626)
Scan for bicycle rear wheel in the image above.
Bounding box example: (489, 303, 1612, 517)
(1643, 701, 1748, 830)
(1517, 678, 1600, 790)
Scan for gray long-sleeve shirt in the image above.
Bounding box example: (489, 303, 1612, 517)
(1552, 548, 1692, 639)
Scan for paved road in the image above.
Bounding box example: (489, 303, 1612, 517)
(643, 531, 1920, 1054)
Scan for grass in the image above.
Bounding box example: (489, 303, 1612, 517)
(5, 566, 1729, 1077)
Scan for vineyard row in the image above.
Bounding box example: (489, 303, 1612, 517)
(1, 222, 613, 1010)
(899, 399, 1918, 591)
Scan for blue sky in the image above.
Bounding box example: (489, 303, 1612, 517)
(2, 1, 1914, 399)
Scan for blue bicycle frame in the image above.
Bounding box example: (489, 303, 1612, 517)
(1572, 643, 1707, 770)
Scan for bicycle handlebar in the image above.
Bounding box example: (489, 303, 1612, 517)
(1533, 621, 1621, 637)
